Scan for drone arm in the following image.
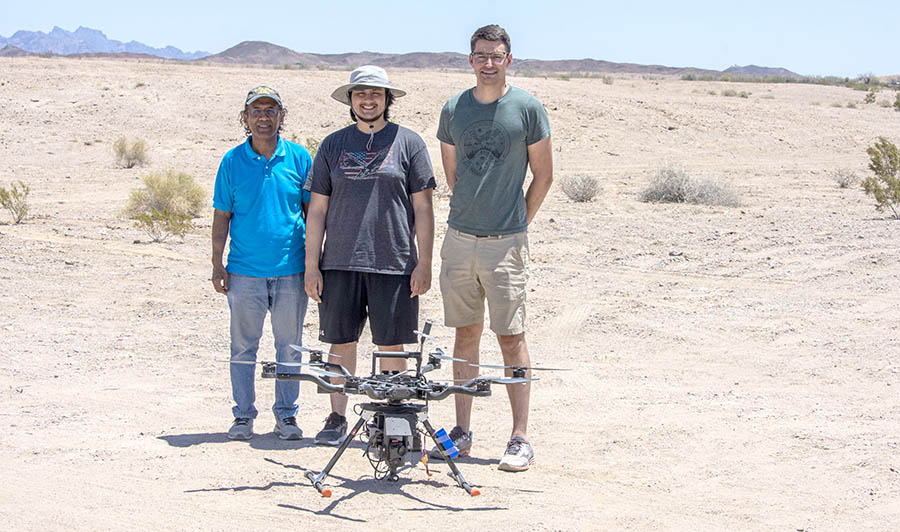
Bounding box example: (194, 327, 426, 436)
(271, 372, 346, 394)
(425, 381, 492, 401)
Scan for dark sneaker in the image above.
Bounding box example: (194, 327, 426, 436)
(274, 416, 303, 440)
(314, 412, 347, 446)
(227, 417, 253, 440)
(428, 426, 473, 460)
(498, 436, 534, 472)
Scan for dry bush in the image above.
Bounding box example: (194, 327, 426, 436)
(305, 137, 320, 160)
(831, 168, 858, 188)
(560, 175, 600, 202)
(640, 164, 741, 206)
(0, 180, 30, 224)
(721, 89, 737, 97)
(113, 136, 149, 168)
(123, 170, 205, 242)
(602, 75, 614, 85)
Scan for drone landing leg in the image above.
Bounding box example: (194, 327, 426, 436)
(422, 419, 481, 497)
(306, 416, 367, 498)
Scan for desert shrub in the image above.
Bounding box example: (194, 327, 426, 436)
(831, 168, 858, 188)
(721, 89, 737, 97)
(846, 101, 858, 109)
(602, 75, 614, 85)
(831, 102, 843, 108)
(640, 164, 741, 206)
(878, 99, 892, 108)
(123, 170, 205, 241)
(113, 136, 149, 168)
(0, 180, 30, 224)
(305, 137, 320, 160)
(560, 175, 600, 202)
(864, 90, 876, 104)
(739, 91, 751, 98)
(894, 92, 900, 112)
(862, 137, 900, 219)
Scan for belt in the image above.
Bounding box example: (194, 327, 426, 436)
(455, 229, 503, 239)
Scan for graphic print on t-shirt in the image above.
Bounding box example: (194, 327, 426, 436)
(338, 144, 395, 180)
(461, 120, 510, 176)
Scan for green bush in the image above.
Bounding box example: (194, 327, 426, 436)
(113, 136, 149, 168)
(894, 92, 900, 112)
(0, 180, 30, 224)
(864, 90, 876, 104)
(123, 170, 205, 241)
(640, 164, 741, 206)
(862, 137, 900, 219)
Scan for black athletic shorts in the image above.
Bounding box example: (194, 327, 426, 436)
(317, 270, 418, 345)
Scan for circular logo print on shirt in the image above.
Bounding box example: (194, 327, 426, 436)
(461, 121, 510, 176)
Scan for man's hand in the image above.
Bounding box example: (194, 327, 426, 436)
(410, 262, 431, 298)
(212, 264, 229, 294)
(305, 267, 323, 303)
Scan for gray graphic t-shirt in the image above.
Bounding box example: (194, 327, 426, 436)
(306, 123, 435, 274)
(437, 86, 550, 234)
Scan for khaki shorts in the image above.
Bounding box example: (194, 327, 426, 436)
(439, 229, 529, 335)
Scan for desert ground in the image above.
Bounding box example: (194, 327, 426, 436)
(0, 57, 898, 531)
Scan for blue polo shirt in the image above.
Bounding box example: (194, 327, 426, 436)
(213, 137, 312, 277)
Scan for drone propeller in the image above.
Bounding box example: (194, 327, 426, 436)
(289, 344, 343, 359)
(429, 348, 467, 363)
(468, 363, 570, 371)
(482, 376, 539, 384)
(226, 360, 316, 367)
(413, 329, 438, 342)
(432, 376, 539, 384)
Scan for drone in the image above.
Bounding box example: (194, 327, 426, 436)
(235, 321, 564, 497)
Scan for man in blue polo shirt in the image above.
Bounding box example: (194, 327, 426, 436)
(212, 86, 312, 441)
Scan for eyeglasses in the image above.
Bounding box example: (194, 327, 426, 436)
(471, 51, 508, 63)
(247, 107, 281, 118)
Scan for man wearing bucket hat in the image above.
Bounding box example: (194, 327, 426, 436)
(212, 86, 313, 441)
(430, 24, 553, 472)
(304, 66, 436, 445)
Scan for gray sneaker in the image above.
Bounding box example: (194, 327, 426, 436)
(314, 412, 347, 446)
(227, 417, 253, 440)
(498, 436, 534, 472)
(428, 426, 472, 460)
(274, 416, 303, 440)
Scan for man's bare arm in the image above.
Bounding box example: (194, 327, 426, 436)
(409, 188, 434, 297)
(440, 141, 458, 191)
(525, 136, 554, 225)
(304, 192, 330, 303)
(211, 208, 232, 294)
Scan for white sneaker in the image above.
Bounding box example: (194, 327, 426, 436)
(498, 437, 534, 472)
(228, 418, 253, 440)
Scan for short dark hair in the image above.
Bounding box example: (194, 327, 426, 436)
(470, 24, 510, 53)
(349, 90, 395, 122)
(240, 105, 287, 137)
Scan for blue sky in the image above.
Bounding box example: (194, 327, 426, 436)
(1, 0, 897, 77)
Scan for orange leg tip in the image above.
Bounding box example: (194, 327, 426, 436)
(321, 489, 332, 498)
(470, 489, 481, 497)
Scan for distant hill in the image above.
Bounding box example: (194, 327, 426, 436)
(0, 26, 208, 60)
(0, 28, 803, 77)
(0, 45, 34, 57)
(723, 65, 801, 78)
(198, 42, 728, 76)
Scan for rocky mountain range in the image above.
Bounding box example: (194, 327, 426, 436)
(0, 26, 209, 60)
(0, 26, 799, 77)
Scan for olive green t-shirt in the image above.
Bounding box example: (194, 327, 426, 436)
(437, 86, 550, 235)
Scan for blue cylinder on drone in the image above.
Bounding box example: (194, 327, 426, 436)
(434, 428, 460, 458)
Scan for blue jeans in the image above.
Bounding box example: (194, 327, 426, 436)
(227, 272, 308, 420)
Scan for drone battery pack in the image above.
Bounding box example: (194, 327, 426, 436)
(434, 428, 460, 459)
